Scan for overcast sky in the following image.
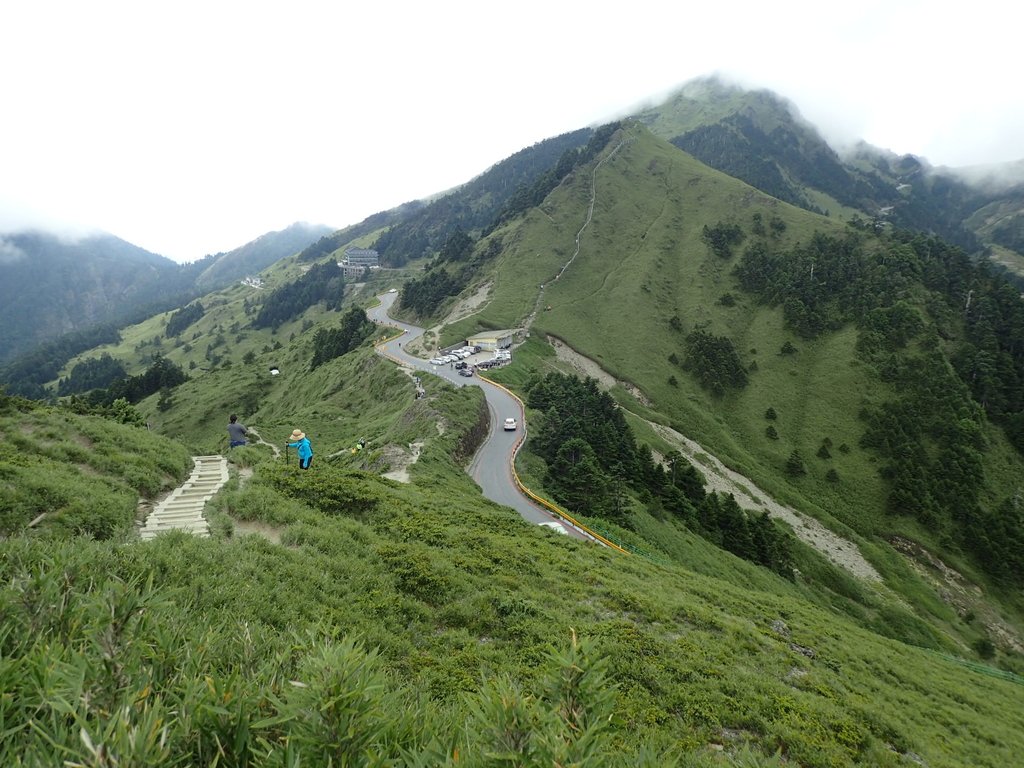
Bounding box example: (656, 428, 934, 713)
(2, 1, 1022, 263)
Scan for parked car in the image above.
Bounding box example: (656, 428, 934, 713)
(429, 357, 444, 365)
(503, 417, 517, 431)
(458, 367, 473, 377)
(455, 361, 467, 369)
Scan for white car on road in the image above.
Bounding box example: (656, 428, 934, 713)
(503, 417, 517, 431)
(539, 521, 569, 535)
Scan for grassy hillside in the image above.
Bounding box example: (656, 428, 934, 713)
(3, 373, 1024, 765)
(433, 123, 1024, 659)
(51, 246, 403, 395)
(4, 108, 1024, 765)
(0, 394, 192, 536)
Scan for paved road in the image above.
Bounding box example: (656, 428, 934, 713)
(368, 292, 587, 539)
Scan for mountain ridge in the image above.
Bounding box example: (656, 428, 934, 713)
(0, 230, 191, 363)
(637, 75, 1024, 273)
(0, 222, 336, 390)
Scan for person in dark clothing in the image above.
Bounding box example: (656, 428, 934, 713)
(286, 428, 313, 469)
(227, 414, 248, 447)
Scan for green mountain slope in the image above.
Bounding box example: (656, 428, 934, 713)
(3, 365, 1023, 766)
(194, 221, 335, 290)
(0, 231, 194, 364)
(427, 122, 1024, 648)
(636, 76, 1024, 280)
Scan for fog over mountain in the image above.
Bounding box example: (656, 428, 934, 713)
(2, 2, 1021, 263)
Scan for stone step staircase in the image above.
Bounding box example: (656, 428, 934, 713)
(139, 455, 228, 541)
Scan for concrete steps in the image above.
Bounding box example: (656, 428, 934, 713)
(139, 455, 228, 541)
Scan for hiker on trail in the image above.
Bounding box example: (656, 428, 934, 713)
(227, 414, 248, 447)
(286, 428, 313, 469)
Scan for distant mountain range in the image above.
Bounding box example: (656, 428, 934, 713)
(0, 222, 332, 363)
(193, 222, 334, 290)
(0, 231, 188, 364)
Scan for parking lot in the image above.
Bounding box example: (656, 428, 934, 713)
(428, 345, 511, 371)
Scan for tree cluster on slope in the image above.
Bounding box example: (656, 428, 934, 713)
(310, 308, 375, 370)
(165, 302, 205, 338)
(527, 373, 792, 576)
(701, 221, 745, 259)
(373, 129, 594, 267)
(56, 354, 127, 396)
(81, 356, 189, 407)
(252, 261, 344, 330)
(398, 265, 473, 318)
(735, 225, 1024, 586)
(488, 122, 622, 234)
(681, 327, 749, 395)
(0, 324, 122, 400)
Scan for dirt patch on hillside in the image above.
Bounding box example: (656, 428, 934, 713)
(548, 336, 651, 406)
(233, 519, 283, 545)
(445, 281, 492, 324)
(403, 282, 493, 359)
(650, 423, 881, 581)
(382, 441, 425, 484)
(545, 338, 879, 580)
(890, 536, 1023, 653)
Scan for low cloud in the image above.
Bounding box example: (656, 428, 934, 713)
(945, 159, 1024, 193)
(0, 195, 100, 242)
(0, 236, 27, 265)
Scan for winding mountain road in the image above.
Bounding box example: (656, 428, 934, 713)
(368, 292, 593, 542)
(366, 138, 637, 548)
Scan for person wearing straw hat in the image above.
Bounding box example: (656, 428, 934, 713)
(286, 428, 313, 469)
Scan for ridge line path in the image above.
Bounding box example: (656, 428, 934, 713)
(247, 427, 280, 458)
(524, 135, 633, 331)
(368, 293, 594, 543)
(139, 455, 228, 540)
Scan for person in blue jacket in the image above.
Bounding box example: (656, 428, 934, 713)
(286, 428, 313, 469)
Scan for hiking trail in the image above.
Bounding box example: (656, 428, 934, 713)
(139, 455, 228, 540)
